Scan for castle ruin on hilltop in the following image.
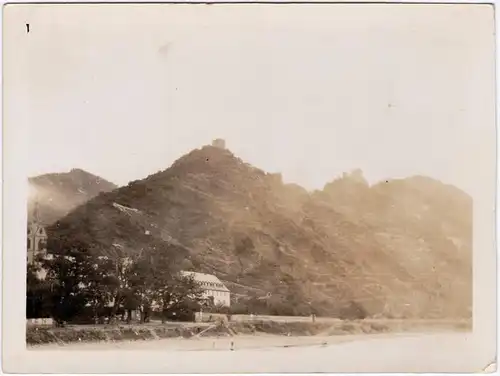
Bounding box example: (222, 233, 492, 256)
(212, 138, 226, 149)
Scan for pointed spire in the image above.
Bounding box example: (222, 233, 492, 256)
(32, 196, 40, 224)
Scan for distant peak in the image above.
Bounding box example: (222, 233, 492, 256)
(326, 169, 369, 186)
(70, 168, 90, 175)
(342, 169, 365, 180)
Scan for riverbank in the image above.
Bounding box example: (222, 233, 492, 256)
(27, 318, 471, 346)
(26, 332, 485, 374)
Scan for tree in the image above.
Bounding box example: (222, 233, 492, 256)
(95, 236, 185, 323)
(41, 250, 92, 324)
(127, 256, 156, 323)
(157, 273, 204, 322)
(44, 224, 203, 324)
(179, 258, 194, 271)
(105, 254, 135, 323)
(84, 256, 118, 323)
(39, 244, 120, 324)
(234, 236, 255, 275)
(123, 242, 204, 323)
(212, 302, 230, 314)
(26, 263, 53, 318)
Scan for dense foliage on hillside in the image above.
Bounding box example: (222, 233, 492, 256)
(28, 169, 118, 225)
(46, 145, 472, 319)
(28, 247, 207, 324)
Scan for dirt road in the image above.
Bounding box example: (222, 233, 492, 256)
(24, 331, 491, 373)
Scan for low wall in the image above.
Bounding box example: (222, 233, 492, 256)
(194, 312, 229, 323)
(193, 313, 322, 323)
(27, 318, 54, 326)
(229, 315, 470, 326)
(230, 314, 339, 323)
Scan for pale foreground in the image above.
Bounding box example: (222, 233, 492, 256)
(26, 330, 493, 373)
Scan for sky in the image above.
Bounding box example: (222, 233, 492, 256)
(4, 4, 496, 194)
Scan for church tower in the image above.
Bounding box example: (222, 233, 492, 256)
(27, 198, 48, 265)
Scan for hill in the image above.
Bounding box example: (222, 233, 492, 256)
(47, 146, 472, 319)
(28, 169, 118, 225)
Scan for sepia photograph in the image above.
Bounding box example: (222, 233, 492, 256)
(2, 2, 497, 373)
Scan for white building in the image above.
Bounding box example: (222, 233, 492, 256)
(180, 271, 231, 307)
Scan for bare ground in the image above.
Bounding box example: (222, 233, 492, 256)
(28, 318, 470, 350)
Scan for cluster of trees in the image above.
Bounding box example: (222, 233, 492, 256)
(27, 242, 211, 325)
(226, 291, 367, 319)
(227, 292, 320, 317)
(227, 298, 367, 319)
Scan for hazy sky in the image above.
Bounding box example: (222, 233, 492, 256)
(5, 4, 496, 193)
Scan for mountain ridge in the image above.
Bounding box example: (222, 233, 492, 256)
(46, 145, 472, 319)
(28, 168, 118, 225)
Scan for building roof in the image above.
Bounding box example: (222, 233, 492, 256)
(180, 271, 229, 292)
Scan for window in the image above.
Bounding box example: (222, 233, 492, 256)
(27, 238, 31, 250)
